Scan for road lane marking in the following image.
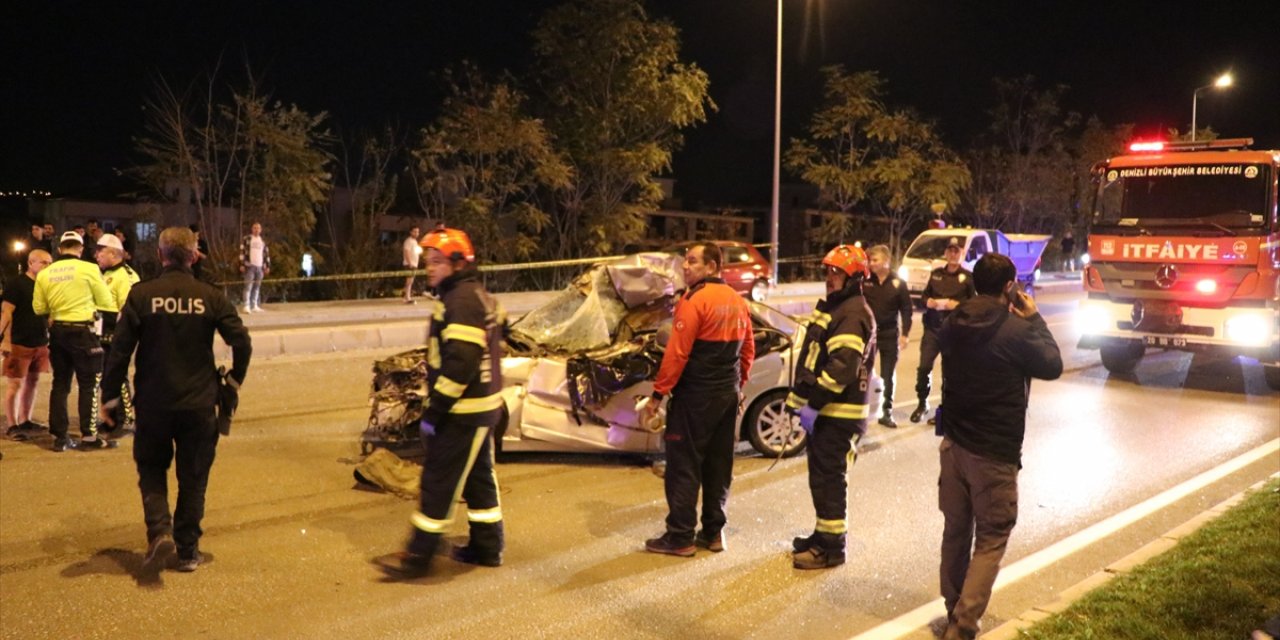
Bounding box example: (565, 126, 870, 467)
(849, 438, 1280, 640)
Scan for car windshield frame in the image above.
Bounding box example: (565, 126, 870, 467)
(749, 301, 799, 336)
(1092, 162, 1271, 231)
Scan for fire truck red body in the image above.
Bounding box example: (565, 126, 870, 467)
(1077, 138, 1280, 390)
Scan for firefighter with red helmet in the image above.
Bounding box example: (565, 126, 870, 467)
(785, 244, 877, 569)
(375, 224, 508, 579)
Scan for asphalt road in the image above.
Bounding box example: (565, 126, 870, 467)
(1, 289, 1277, 639)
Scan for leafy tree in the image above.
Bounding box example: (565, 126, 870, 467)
(411, 67, 569, 270)
(327, 126, 405, 299)
(131, 63, 332, 288)
(786, 66, 969, 258)
(963, 76, 1079, 234)
(530, 0, 714, 259)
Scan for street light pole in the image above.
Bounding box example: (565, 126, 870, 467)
(1190, 72, 1233, 142)
(769, 0, 782, 288)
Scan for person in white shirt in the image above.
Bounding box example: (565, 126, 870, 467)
(402, 225, 422, 304)
(238, 222, 270, 312)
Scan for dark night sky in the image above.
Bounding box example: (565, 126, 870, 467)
(4, 1, 1278, 205)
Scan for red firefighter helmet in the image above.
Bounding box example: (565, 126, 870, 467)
(822, 244, 869, 278)
(419, 224, 476, 262)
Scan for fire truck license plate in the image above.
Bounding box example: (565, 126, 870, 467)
(1144, 336, 1188, 347)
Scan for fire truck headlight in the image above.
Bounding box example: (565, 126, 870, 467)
(1077, 304, 1111, 335)
(1194, 279, 1217, 294)
(897, 265, 910, 281)
(1080, 252, 1091, 266)
(1225, 314, 1270, 346)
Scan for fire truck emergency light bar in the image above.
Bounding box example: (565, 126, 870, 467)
(1128, 138, 1255, 153)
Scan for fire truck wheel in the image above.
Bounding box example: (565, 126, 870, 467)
(1100, 340, 1145, 375)
(1264, 365, 1280, 392)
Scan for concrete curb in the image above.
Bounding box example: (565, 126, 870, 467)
(981, 472, 1280, 639)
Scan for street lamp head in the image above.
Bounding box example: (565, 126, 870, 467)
(1214, 73, 1233, 88)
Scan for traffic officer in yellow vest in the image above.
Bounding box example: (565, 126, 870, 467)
(32, 231, 116, 452)
(96, 233, 140, 434)
(785, 245, 876, 569)
(375, 225, 508, 580)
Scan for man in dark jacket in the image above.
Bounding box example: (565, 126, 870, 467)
(862, 244, 913, 428)
(641, 242, 755, 557)
(785, 244, 876, 569)
(101, 226, 252, 573)
(934, 253, 1062, 640)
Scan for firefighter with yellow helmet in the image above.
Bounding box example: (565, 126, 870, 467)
(375, 224, 508, 579)
(785, 244, 877, 569)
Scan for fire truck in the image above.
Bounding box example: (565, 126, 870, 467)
(1076, 138, 1280, 390)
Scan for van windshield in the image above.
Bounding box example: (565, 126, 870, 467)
(906, 235, 967, 260)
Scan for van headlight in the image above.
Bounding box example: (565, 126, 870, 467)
(1077, 303, 1111, 335)
(897, 265, 910, 281)
(1225, 314, 1271, 346)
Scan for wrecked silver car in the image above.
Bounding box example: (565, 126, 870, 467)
(360, 253, 818, 461)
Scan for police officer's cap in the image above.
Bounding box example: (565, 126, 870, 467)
(60, 231, 84, 245)
(945, 237, 963, 249)
(97, 234, 124, 251)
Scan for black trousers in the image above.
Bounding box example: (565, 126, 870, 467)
(409, 418, 502, 556)
(873, 333, 900, 413)
(806, 417, 862, 549)
(662, 391, 738, 543)
(133, 407, 219, 556)
(915, 327, 942, 403)
(48, 324, 103, 439)
(101, 341, 134, 429)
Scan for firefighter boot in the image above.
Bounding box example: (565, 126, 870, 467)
(792, 532, 818, 553)
(452, 522, 503, 567)
(374, 534, 440, 580)
(792, 533, 845, 570)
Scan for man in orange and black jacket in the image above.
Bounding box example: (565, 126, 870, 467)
(641, 243, 755, 557)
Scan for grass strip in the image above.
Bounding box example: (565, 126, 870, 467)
(1018, 478, 1280, 640)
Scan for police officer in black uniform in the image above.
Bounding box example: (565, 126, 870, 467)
(912, 237, 975, 423)
(375, 225, 508, 580)
(862, 244, 913, 428)
(101, 226, 252, 573)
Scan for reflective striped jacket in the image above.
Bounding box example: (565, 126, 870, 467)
(786, 285, 877, 428)
(421, 272, 506, 427)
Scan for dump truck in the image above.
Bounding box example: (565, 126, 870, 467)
(898, 228, 1052, 303)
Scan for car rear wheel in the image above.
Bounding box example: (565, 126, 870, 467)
(750, 280, 769, 302)
(744, 389, 806, 457)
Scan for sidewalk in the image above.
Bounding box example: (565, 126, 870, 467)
(225, 274, 1082, 360)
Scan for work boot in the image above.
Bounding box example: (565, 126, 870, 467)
(450, 544, 502, 567)
(373, 551, 433, 580)
(694, 529, 725, 553)
(792, 532, 818, 553)
(644, 532, 695, 557)
(910, 401, 929, 423)
(792, 545, 845, 570)
(878, 413, 898, 429)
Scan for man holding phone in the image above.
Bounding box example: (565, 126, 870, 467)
(933, 253, 1062, 639)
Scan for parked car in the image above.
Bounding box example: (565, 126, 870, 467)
(664, 240, 772, 302)
(360, 253, 878, 462)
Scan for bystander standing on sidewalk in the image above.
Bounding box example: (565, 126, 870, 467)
(1060, 230, 1076, 272)
(402, 225, 422, 304)
(239, 222, 270, 313)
